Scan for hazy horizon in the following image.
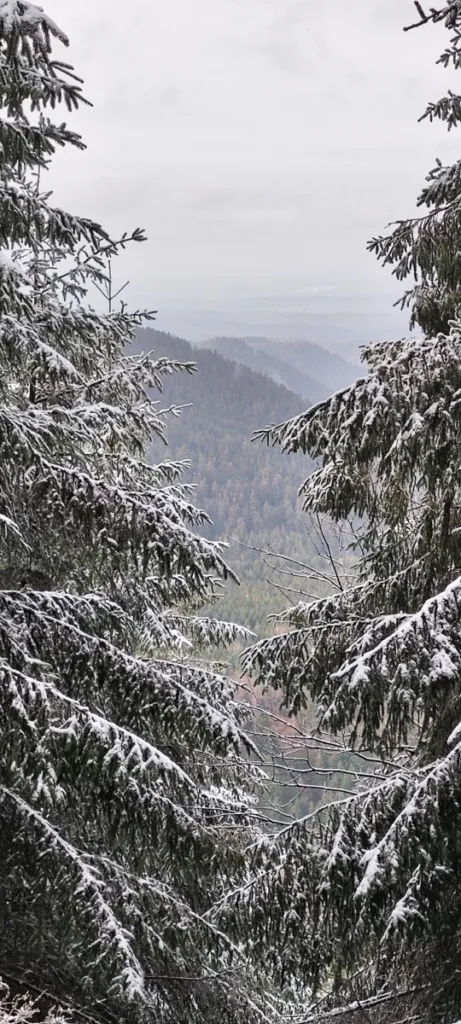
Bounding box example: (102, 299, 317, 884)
(143, 283, 411, 360)
(43, 1, 459, 336)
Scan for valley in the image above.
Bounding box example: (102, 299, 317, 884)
(134, 327, 363, 634)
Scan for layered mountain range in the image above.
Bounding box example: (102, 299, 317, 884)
(133, 327, 363, 631)
(197, 335, 361, 403)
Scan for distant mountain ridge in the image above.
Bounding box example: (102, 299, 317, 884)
(132, 327, 311, 630)
(132, 327, 363, 632)
(249, 337, 362, 391)
(152, 293, 406, 359)
(196, 335, 361, 402)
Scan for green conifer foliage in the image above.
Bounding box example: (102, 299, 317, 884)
(370, 3, 461, 335)
(0, 5, 269, 1023)
(243, 332, 461, 1024)
(240, 9, 461, 1020)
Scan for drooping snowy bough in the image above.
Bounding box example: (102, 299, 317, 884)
(0, 5, 273, 1024)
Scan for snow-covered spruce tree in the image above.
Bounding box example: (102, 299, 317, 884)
(236, 172, 461, 1024)
(369, 2, 461, 336)
(0, 5, 272, 1024)
(240, 329, 461, 1023)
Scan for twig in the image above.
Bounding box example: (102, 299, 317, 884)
(403, 2, 444, 32)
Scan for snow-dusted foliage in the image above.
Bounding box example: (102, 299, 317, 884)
(240, 324, 461, 1023)
(0, 994, 68, 1024)
(369, 2, 461, 336)
(0, 6, 270, 1024)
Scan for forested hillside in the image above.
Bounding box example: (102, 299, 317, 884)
(133, 328, 311, 630)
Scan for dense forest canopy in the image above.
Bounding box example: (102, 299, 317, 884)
(133, 328, 312, 630)
(132, 329, 362, 635)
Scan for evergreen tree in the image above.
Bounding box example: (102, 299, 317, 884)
(242, 334, 461, 1024)
(0, 5, 271, 1023)
(369, 2, 461, 336)
(237, 9, 461, 1021)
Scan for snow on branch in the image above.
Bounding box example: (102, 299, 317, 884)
(0, 0, 68, 48)
(0, 786, 147, 1003)
(0, 588, 253, 757)
(322, 573, 461, 750)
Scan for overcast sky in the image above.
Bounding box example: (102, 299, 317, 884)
(44, 1, 460, 318)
